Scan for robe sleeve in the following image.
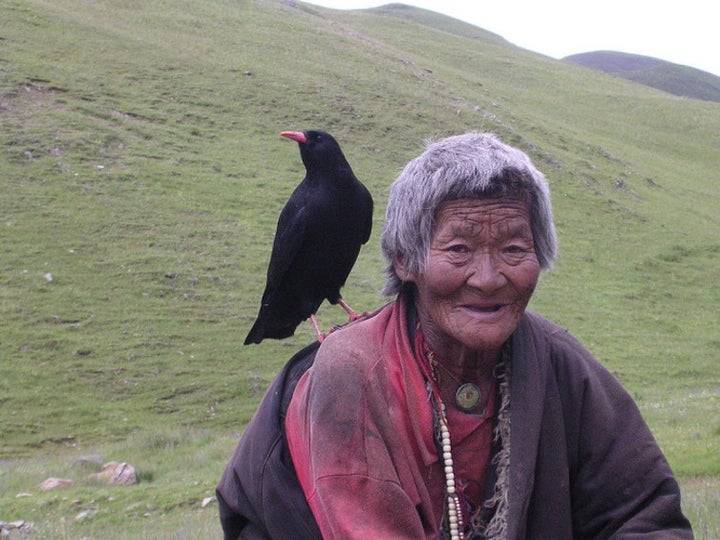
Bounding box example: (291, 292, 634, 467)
(551, 330, 692, 538)
(215, 341, 322, 540)
(286, 332, 434, 540)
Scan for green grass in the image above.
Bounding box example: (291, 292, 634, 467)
(1, 0, 718, 537)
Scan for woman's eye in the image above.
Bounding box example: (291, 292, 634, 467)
(502, 243, 536, 265)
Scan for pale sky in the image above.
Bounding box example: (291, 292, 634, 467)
(304, 0, 720, 77)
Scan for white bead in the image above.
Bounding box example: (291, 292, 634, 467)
(434, 393, 462, 540)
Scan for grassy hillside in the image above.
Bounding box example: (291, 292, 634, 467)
(564, 50, 720, 102)
(1, 0, 718, 537)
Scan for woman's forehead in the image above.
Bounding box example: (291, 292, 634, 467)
(435, 198, 532, 231)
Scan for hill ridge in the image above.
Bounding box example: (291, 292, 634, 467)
(563, 50, 720, 102)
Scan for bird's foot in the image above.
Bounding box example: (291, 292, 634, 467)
(338, 298, 364, 321)
(310, 314, 326, 343)
(312, 305, 373, 343)
(349, 310, 370, 322)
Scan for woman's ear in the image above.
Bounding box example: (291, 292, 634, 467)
(394, 256, 415, 283)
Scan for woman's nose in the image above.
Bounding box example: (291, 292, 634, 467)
(466, 252, 506, 292)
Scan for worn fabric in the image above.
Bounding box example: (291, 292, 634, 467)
(285, 297, 692, 539)
(217, 297, 692, 539)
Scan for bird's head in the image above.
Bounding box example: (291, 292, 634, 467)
(280, 130, 349, 173)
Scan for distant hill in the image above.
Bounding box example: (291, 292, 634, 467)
(367, 3, 508, 44)
(563, 51, 720, 102)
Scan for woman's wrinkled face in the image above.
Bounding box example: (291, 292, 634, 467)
(400, 198, 540, 361)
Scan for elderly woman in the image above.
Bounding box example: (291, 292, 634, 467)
(217, 133, 691, 539)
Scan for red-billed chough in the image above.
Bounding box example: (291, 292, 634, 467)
(244, 130, 373, 344)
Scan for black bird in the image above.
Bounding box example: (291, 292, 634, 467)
(244, 130, 373, 345)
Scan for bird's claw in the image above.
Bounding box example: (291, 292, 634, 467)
(348, 310, 369, 322)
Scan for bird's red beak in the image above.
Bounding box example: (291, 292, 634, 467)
(280, 131, 307, 143)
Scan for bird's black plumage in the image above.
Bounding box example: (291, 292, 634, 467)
(244, 130, 373, 345)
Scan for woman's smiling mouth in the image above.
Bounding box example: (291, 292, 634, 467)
(460, 303, 506, 315)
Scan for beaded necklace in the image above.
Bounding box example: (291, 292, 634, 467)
(428, 380, 465, 539)
(419, 332, 511, 540)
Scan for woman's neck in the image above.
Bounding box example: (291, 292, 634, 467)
(417, 315, 500, 378)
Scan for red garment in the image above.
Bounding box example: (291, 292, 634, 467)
(286, 298, 493, 538)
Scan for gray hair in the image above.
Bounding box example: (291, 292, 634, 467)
(381, 132, 557, 296)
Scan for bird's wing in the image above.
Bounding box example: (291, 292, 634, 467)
(262, 198, 309, 291)
(360, 188, 373, 244)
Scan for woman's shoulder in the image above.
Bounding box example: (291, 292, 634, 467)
(520, 311, 603, 373)
(311, 303, 394, 377)
(521, 310, 581, 347)
(520, 310, 623, 391)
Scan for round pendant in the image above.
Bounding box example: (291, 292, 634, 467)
(455, 383, 482, 412)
